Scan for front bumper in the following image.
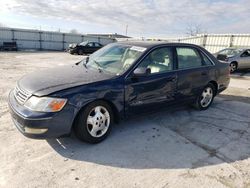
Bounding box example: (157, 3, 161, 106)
(8, 90, 77, 139)
(68, 48, 77, 54)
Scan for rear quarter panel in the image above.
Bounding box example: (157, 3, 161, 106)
(199, 46, 230, 93)
(214, 61, 230, 92)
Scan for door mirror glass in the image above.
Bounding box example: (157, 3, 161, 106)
(133, 67, 151, 77)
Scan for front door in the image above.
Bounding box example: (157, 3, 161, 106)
(85, 42, 95, 53)
(125, 46, 177, 116)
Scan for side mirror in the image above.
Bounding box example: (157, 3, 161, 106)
(133, 67, 151, 77)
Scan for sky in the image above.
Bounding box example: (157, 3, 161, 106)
(0, 0, 249, 37)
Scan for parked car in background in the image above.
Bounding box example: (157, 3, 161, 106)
(68, 41, 103, 55)
(214, 48, 250, 73)
(1, 42, 18, 51)
(8, 42, 230, 143)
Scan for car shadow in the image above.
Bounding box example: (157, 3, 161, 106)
(47, 98, 250, 169)
(219, 94, 250, 104)
(231, 69, 250, 77)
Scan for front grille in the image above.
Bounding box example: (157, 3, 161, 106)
(14, 85, 31, 105)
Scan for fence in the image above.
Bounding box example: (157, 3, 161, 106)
(0, 27, 116, 51)
(167, 34, 250, 53)
(1, 28, 250, 53)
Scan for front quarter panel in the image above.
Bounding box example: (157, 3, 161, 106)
(50, 78, 125, 121)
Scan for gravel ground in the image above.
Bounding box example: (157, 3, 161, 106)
(0, 52, 250, 188)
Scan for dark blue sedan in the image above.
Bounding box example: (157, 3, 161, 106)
(8, 42, 230, 143)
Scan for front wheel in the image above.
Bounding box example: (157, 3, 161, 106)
(194, 84, 215, 110)
(74, 101, 113, 143)
(230, 62, 237, 73)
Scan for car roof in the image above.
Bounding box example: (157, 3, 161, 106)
(221, 48, 247, 51)
(116, 41, 201, 49)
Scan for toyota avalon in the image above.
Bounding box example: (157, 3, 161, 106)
(8, 42, 230, 143)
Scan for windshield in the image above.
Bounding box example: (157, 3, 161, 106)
(79, 41, 88, 46)
(219, 49, 243, 56)
(85, 43, 146, 75)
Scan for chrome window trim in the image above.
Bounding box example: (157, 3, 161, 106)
(125, 44, 174, 79)
(199, 50, 215, 66)
(124, 44, 216, 79)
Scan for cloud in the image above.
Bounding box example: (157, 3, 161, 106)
(0, 0, 250, 36)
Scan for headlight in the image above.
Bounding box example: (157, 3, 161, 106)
(24, 96, 67, 112)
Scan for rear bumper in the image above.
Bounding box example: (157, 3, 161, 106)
(218, 85, 228, 94)
(217, 78, 230, 94)
(8, 90, 76, 139)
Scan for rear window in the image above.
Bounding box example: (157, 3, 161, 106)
(201, 52, 214, 65)
(176, 47, 202, 69)
(95, 43, 102, 47)
(87, 43, 95, 47)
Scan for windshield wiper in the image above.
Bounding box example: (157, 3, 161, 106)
(81, 56, 89, 69)
(83, 62, 87, 69)
(93, 60, 103, 72)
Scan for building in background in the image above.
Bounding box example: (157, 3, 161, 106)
(1, 27, 250, 53)
(0, 27, 116, 51)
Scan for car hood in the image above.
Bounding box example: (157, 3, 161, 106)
(69, 43, 77, 48)
(227, 55, 235, 58)
(18, 64, 114, 96)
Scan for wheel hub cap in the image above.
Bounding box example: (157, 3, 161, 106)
(230, 64, 236, 72)
(200, 87, 213, 107)
(87, 106, 110, 138)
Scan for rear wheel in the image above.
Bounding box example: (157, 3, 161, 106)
(194, 83, 215, 110)
(74, 101, 113, 143)
(230, 62, 237, 73)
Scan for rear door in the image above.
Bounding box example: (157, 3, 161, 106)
(125, 46, 177, 115)
(175, 46, 213, 102)
(85, 42, 95, 53)
(94, 42, 102, 50)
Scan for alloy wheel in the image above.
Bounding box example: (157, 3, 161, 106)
(86, 106, 110, 138)
(200, 87, 213, 108)
(230, 63, 237, 73)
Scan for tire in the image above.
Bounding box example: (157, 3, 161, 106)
(74, 101, 114, 144)
(230, 62, 237, 73)
(194, 83, 215, 110)
(78, 49, 84, 55)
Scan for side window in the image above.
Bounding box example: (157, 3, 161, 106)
(241, 50, 250, 57)
(176, 47, 202, 69)
(219, 49, 229, 55)
(95, 43, 101, 47)
(87, 43, 94, 47)
(137, 47, 173, 74)
(247, 50, 250, 56)
(201, 52, 214, 66)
